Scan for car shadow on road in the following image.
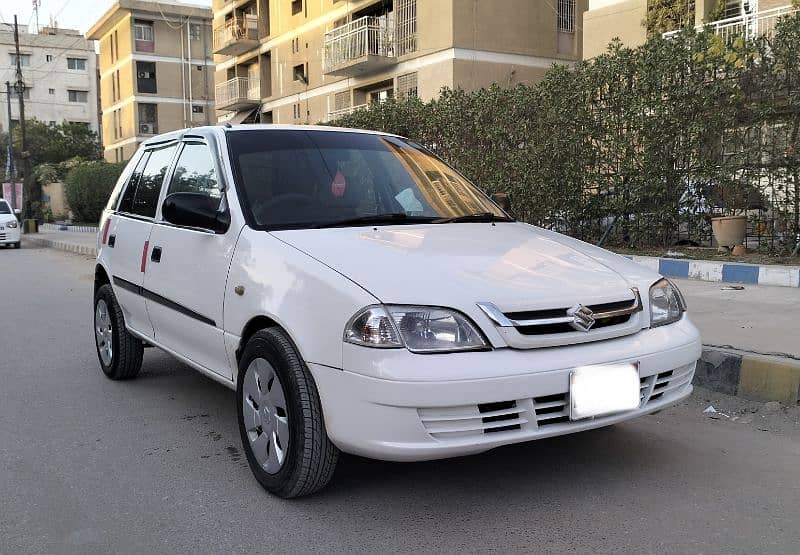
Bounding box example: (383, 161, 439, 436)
(134, 352, 685, 506)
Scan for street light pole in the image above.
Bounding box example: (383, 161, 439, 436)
(13, 15, 31, 219)
(4, 82, 16, 211)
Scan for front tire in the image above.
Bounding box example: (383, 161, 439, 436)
(237, 329, 339, 498)
(13, 242, 21, 249)
(94, 284, 143, 380)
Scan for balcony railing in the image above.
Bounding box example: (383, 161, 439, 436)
(663, 5, 799, 41)
(213, 14, 259, 56)
(215, 76, 260, 111)
(326, 103, 368, 121)
(323, 16, 396, 75)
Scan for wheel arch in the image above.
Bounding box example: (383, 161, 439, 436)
(236, 315, 282, 363)
(94, 263, 111, 293)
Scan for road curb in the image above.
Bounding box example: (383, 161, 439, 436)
(25, 235, 97, 257)
(628, 255, 800, 288)
(696, 348, 800, 404)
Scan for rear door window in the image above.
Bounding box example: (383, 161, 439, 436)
(131, 145, 178, 217)
(117, 152, 149, 213)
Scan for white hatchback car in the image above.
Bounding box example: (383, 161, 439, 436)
(94, 125, 701, 497)
(0, 199, 21, 249)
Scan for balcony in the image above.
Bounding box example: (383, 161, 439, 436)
(213, 15, 259, 56)
(215, 77, 260, 111)
(663, 5, 799, 42)
(323, 16, 396, 76)
(326, 103, 368, 121)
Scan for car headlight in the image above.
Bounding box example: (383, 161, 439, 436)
(344, 305, 490, 353)
(6, 220, 17, 228)
(649, 278, 686, 327)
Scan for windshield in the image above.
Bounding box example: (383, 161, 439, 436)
(0, 201, 11, 214)
(227, 130, 508, 230)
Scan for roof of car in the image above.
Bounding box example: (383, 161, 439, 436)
(141, 124, 401, 147)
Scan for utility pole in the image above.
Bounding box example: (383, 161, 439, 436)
(13, 15, 31, 219)
(5, 82, 16, 211)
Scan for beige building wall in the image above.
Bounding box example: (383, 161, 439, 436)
(212, 0, 588, 125)
(583, 0, 647, 58)
(583, 0, 797, 59)
(88, 0, 216, 162)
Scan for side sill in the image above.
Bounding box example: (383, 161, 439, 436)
(127, 327, 237, 390)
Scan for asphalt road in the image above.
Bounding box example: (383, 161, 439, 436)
(2, 244, 799, 554)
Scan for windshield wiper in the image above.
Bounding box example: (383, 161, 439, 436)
(433, 212, 513, 224)
(313, 213, 437, 229)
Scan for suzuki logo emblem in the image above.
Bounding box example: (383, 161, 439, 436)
(567, 304, 596, 332)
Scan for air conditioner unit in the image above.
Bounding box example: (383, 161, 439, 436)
(139, 123, 154, 134)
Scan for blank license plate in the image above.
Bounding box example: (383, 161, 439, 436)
(570, 363, 640, 420)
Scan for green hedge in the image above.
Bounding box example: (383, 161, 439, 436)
(64, 161, 126, 223)
(330, 14, 800, 251)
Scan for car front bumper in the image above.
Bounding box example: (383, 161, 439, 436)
(308, 317, 701, 461)
(0, 225, 20, 244)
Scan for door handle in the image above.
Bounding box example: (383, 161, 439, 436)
(108, 234, 116, 247)
(151, 246, 162, 263)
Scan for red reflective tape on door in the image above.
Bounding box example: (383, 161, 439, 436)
(140, 240, 149, 272)
(101, 219, 111, 244)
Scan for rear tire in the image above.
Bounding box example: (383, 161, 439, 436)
(94, 284, 143, 380)
(237, 328, 339, 498)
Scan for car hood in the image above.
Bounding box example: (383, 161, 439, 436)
(0, 216, 16, 225)
(272, 222, 659, 312)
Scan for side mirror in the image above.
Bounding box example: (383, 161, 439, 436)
(14, 209, 21, 216)
(162, 192, 229, 233)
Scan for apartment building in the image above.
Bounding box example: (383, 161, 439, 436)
(0, 24, 98, 135)
(87, 0, 216, 162)
(584, 0, 796, 58)
(212, 0, 589, 124)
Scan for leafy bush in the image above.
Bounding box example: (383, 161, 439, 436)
(330, 13, 800, 251)
(64, 161, 125, 223)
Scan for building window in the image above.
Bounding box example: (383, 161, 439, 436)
(10, 54, 31, 67)
(334, 91, 351, 112)
(291, 0, 303, 15)
(293, 63, 307, 83)
(557, 0, 576, 33)
(46, 54, 53, 62)
(48, 88, 55, 95)
(138, 103, 158, 135)
(189, 23, 201, 40)
(396, 72, 418, 99)
(68, 90, 88, 103)
(134, 20, 155, 52)
(67, 57, 87, 70)
(192, 105, 204, 114)
(136, 61, 157, 94)
(115, 70, 121, 102)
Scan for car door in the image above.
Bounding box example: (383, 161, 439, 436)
(106, 144, 179, 339)
(142, 138, 237, 379)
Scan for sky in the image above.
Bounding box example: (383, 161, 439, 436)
(1, 0, 211, 35)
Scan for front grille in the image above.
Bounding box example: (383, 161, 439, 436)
(533, 393, 570, 426)
(418, 363, 696, 440)
(477, 289, 644, 348)
(505, 296, 639, 336)
(418, 401, 529, 440)
(0, 233, 6, 240)
(639, 363, 695, 403)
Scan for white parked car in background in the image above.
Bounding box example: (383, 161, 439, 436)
(0, 199, 21, 249)
(94, 125, 701, 498)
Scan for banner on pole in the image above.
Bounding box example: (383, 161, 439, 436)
(2, 183, 23, 212)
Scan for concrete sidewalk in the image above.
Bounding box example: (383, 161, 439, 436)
(23, 230, 97, 256)
(24, 229, 800, 403)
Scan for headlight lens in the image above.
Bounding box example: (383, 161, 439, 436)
(6, 220, 17, 228)
(649, 278, 686, 327)
(344, 305, 489, 353)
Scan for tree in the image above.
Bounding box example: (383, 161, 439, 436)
(64, 160, 125, 223)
